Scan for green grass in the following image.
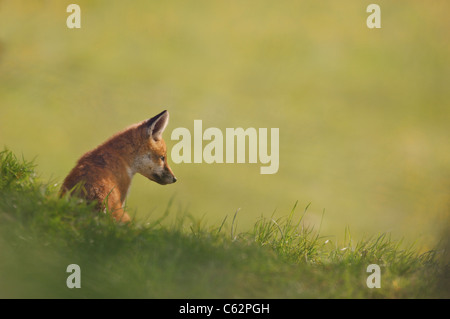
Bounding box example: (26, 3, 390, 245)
(0, 149, 447, 298)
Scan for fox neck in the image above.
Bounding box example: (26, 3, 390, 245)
(100, 126, 146, 202)
(126, 165, 135, 180)
(103, 144, 138, 204)
(120, 165, 134, 204)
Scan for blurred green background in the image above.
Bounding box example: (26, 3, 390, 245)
(1, 0, 449, 247)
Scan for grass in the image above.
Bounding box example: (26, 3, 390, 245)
(1, 2, 448, 299)
(0, 148, 448, 298)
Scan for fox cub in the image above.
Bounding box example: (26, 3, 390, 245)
(60, 110, 177, 223)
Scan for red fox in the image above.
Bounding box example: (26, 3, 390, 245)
(60, 110, 177, 223)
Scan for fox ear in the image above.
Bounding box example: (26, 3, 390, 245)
(146, 110, 169, 141)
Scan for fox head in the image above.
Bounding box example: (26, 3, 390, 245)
(133, 110, 177, 185)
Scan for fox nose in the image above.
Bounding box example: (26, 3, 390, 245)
(173, 176, 177, 183)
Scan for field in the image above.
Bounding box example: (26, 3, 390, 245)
(0, 1, 449, 298)
(0, 149, 447, 298)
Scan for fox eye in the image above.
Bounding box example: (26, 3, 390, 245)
(160, 156, 165, 162)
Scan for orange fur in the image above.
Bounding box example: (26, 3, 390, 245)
(60, 110, 176, 223)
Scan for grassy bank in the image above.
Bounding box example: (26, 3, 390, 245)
(0, 149, 447, 298)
